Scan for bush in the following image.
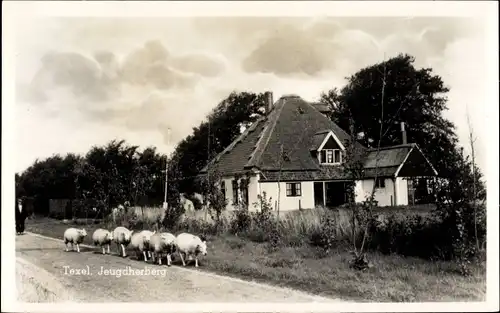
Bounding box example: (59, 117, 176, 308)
(366, 207, 486, 262)
(230, 205, 252, 235)
(309, 213, 338, 254)
(188, 195, 204, 211)
(176, 217, 216, 235)
(245, 193, 280, 243)
(367, 213, 447, 259)
(162, 204, 185, 230)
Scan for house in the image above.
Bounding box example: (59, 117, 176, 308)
(199, 92, 438, 211)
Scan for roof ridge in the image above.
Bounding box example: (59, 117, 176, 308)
(245, 98, 287, 169)
(302, 100, 366, 149)
(367, 143, 416, 151)
(200, 116, 267, 173)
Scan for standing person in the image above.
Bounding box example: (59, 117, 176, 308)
(15, 198, 26, 235)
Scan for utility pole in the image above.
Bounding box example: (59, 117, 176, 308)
(207, 121, 211, 186)
(163, 127, 171, 210)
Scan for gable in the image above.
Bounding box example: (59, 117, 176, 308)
(396, 147, 438, 177)
(362, 144, 437, 178)
(322, 135, 342, 150)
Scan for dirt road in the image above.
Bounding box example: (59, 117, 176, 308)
(16, 232, 341, 302)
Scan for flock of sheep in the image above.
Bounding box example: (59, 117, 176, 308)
(63, 226, 208, 267)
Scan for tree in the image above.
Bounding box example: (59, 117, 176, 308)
(170, 91, 267, 194)
(16, 153, 82, 215)
(320, 53, 462, 181)
(198, 168, 228, 232)
(342, 55, 390, 271)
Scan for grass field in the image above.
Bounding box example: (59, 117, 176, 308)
(24, 216, 486, 302)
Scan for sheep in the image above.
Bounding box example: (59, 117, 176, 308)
(129, 230, 156, 262)
(63, 228, 87, 253)
(149, 232, 176, 266)
(176, 233, 208, 267)
(92, 228, 114, 255)
(140, 230, 155, 259)
(112, 226, 134, 257)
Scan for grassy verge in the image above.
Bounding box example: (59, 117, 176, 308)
(24, 216, 485, 302)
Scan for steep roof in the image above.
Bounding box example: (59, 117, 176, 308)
(200, 95, 437, 181)
(201, 95, 365, 175)
(310, 102, 331, 114)
(364, 144, 415, 168)
(361, 143, 438, 178)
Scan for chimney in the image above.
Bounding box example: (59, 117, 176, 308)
(401, 122, 407, 144)
(264, 91, 273, 114)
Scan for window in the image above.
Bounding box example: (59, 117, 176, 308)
(334, 150, 342, 163)
(326, 150, 333, 163)
(240, 181, 249, 206)
(220, 181, 226, 199)
(375, 177, 385, 189)
(286, 182, 302, 197)
(320, 149, 342, 164)
(232, 180, 239, 205)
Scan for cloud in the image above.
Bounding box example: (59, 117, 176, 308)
(239, 17, 479, 77)
(19, 39, 225, 134)
(12, 16, 489, 173)
(170, 53, 225, 77)
(242, 24, 339, 76)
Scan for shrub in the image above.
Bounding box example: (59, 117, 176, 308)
(245, 193, 279, 243)
(365, 209, 487, 263)
(176, 217, 216, 235)
(230, 205, 252, 235)
(188, 195, 204, 211)
(266, 222, 284, 252)
(309, 213, 338, 254)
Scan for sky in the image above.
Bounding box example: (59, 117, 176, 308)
(11, 13, 492, 174)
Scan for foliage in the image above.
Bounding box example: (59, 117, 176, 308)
(244, 192, 278, 243)
(169, 92, 267, 194)
(16, 141, 167, 217)
(230, 204, 252, 235)
(161, 202, 184, 230)
(320, 53, 485, 201)
(431, 148, 486, 275)
(309, 213, 338, 255)
(341, 117, 378, 269)
(198, 169, 228, 233)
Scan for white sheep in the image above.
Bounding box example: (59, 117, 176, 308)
(130, 230, 156, 262)
(112, 226, 134, 257)
(149, 232, 177, 266)
(141, 230, 155, 259)
(63, 228, 88, 253)
(176, 233, 208, 267)
(92, 228, 114, 255)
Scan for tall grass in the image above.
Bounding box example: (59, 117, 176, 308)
(131, 206, 165, 225)
(114, 204, 425, 243)
(104, 202, 483, 262)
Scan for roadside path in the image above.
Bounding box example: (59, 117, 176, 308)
(16, 232, 343, 302)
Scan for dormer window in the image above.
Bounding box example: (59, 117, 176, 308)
(311, 130, 346, 166)
(320, 149, 342, 165)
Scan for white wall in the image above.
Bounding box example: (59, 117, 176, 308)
(247, 174, 260, 210)
(395, 177, 409, 206)
(221, 175, 407, 210)
(258, 181, 315, 212)
(354, 181, 364, 203)
(220, 174, 260, 211)
(356, 178, 396, 206)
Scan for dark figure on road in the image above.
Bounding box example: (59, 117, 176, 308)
(16, 198, 27, 235)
